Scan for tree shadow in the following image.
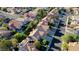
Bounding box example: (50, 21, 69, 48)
(53, 37, 61, 43)
(49, 45, 61, 51)
(53, 45, 61, 51)
(49, 37, 61, 51)
(55, 29, 64, 37)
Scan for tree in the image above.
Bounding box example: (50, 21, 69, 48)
(76, 35, 79, 42)
(34, 40, 42, 50)
(24, 20, 38, 35)
(61, 34, 71, 42)
(68, 17, 72, 25)
(48, 7, 54, 12)
(72, 34, 79, 42)
(24, 21, 33, 35)
(36, 9, 47, 20)
(0, 39, 12, 51)
(3, 8, 7, 12)
(1, 23, 8, 30)
(11, 30, 17, 35)
(11, 38, 18, 47)
(0, 18, 4, 26)
(2, 23, 8, 28)
(61, 34, 79, 43)
(70, 8, 74, 14)
(61, 42, 69, 51)
(14, 32, 26, 43)
(0, 27, 8, 30)
(42, 39, 49, 45)
(0, 22, 2, 26)
(0, 18, 3, 22)
(42, 39, 47, 45)
(61, 34, 79, 51)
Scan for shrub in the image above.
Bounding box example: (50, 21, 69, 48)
(61, 42, 69, 51)
(61, 34, 79, 42)
(0, 27, 8, 30)
(0, 39, 12, 51)
(11, 30, 17, 35)
(61, 34, 71, 42)
(34, 40, 42, 50)
(11, 38, 18, 47)
(14, 32, 26, 43)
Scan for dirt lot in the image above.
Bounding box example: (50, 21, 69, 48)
(68, 42, 79, 51)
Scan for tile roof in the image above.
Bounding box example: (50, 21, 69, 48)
(24, 11, 36, 18)
(9, 20, 23, 29)
(28, 9, 57, 40)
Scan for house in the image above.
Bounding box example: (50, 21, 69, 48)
(24, 11, 36, 19)
(15, 18, 29, 24)
(0, 30, 11, 37)
(8, 11, 36, 30)
(68, 15, 79, 34)
(8, 18, 29, 30)
(0, 15, 5, 19)
(9, 20, 23, 30)
(75, 29, 79, 34)
(7, 8, 15, 14)
(72, 8, 79, 15)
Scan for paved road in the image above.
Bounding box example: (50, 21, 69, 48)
(0, 8, 41, 19)
(0, 10, 21, 19)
